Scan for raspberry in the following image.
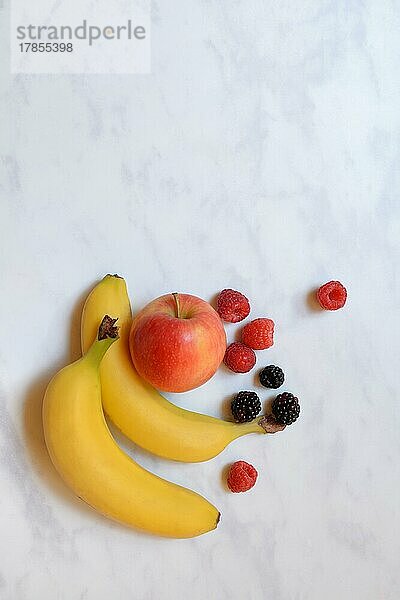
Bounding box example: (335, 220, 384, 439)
(317, 281, 347, 310)
(231, 391, 261, 423)
(227, 461, 258, 493)
(217, 289, 250, 323)
(242, 318, 274, 350)
(224, 342, 256, 373)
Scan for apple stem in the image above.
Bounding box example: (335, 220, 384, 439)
(172, 292, 181, 318)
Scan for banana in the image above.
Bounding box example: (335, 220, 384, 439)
(43, 316, 220, 538)
(81, 275, 284, 463)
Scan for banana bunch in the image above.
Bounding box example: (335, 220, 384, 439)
(43, 275, 283, 538)
(43, 316, 219, 538)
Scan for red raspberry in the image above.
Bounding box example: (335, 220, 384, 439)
(242, 318, 274, 350)
(227, 461, 258, 493)
(224, 342, 256, 373)
(217, 289, 250, 323)
(317, 281, 347, 310)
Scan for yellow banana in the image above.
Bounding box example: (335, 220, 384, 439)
(43, 316, 220, 538)
(81, 275, 284, 463)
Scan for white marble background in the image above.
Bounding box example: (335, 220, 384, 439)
(1, 1, 400, 599)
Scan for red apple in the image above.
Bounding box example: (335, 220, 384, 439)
(129, 293, 227, 393)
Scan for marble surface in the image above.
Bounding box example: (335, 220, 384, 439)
(1, 1, 400, 599)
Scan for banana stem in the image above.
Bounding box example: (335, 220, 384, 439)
(257, 415, 286, 434)
(85, 315, 119, 366)
(235, 415, 285, 436)
(98, 315, 119, 340)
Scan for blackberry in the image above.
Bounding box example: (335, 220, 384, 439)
(231, 391, 261, 423)
(272, 392, 300, 425)
(259, 365, 284, 389)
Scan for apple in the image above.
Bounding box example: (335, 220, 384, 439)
(129, 293, 227, 393)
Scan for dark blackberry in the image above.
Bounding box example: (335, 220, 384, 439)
(272, 392, 300, 425)
(231, 391, 261, 423)
(259, 365, 284, 389)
